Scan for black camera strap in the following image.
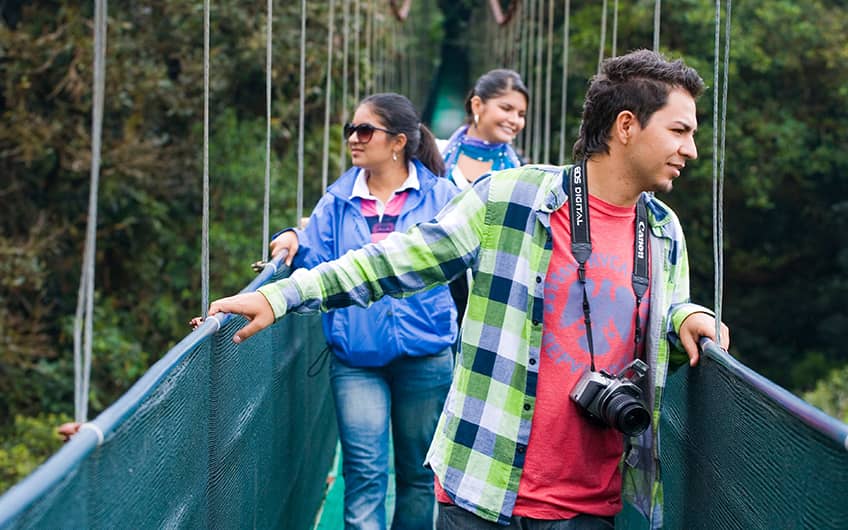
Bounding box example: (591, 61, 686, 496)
(567, 161, 650, 371)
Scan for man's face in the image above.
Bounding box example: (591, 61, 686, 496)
(628, 88, 698, 194)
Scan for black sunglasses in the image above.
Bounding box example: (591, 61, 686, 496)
(343, 122, 397, 144)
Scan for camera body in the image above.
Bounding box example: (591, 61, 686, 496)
(569, 359, 651, 436)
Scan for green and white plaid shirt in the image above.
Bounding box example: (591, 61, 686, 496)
(259, 165, 704, 527)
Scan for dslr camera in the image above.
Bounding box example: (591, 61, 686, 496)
(569, 359, 651, 436)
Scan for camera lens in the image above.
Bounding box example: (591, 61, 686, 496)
(604, 393, 651, 436)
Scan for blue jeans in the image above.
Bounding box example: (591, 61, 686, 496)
(331, 349, 453, 530)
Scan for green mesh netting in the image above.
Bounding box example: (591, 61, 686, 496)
(617, 344, 848, 530)
(0, 279, 337, 529)
(660, 348, 848, 529)
(4, 286, 847, 529)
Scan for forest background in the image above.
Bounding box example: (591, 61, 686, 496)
(1, 0, 847, 492)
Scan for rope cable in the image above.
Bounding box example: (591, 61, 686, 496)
(543, 0, 554, 163)
(525, 0, 537, 158)
(712, 0, 732, 344)
(321, 0, 336, 194)
(611, 0, 618, 57)
(653, 0, 661, 51)
(296, 0, 306, 224)
(365, 0, 373, 93)
(597, 0, 608, 73)
(518, 0, 528, 154)
(262, 0, 273, 261)
(558, 0, 570, 163)
(202, 0, 210, 318)
(73, 0, 107, 423)
(354, 0, 360, 104)
(340, 0, 350, 170)
(532, 0, 544, 163)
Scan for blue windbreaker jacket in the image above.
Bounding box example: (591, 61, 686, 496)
(288, 158, 460, 366)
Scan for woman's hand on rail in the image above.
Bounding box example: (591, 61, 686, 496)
(679, 312, 730, 367)
(58, 422, 81, 443)
(269, 230, 299, 267)
(208, 292, 275, 343)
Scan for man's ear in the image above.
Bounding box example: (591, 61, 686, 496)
(615, 110, 637, 145)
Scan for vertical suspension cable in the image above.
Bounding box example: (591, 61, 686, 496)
(518, 1, 528, 155)
(558, 0, 570, 163)
(494, 8, 504, 67)
(340, 0, 349, 170)
(262, 0, 273, 261)
(653, 0, 661, 51)
(611, 0, 618, 57)
(386, 17, 399, 88)
(201, 0, 210, 318)
(354, 0, 361, 104)
(74, 0, 107, 423)
(296, 0, 306, 224)
(365, 0, 373, 93)
(525, 0, 537, 158)
(321, 0, 336, 194)
(543, 0, 554, 163)
(597, 0, 607, 73)
(532, 0, 543, 163)
(712, 0, 732, 345)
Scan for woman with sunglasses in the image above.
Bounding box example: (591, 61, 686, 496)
(269, 93, 458, 530)
(440, 68, 529, 189)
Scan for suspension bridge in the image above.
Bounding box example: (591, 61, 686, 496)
(1, 1, 847, 529)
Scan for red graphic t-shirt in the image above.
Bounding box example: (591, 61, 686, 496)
(512, 195, 650, 519)
(435, 196, 650, 519)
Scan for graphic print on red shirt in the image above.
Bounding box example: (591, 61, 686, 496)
(512, 195, 650, 520)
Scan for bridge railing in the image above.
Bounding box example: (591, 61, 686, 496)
(636, 339, 847, 529)
(0, 259, 338, 530)
(3, 269, 847, 530)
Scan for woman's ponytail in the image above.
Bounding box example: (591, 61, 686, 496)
(415, 124, 446, 177)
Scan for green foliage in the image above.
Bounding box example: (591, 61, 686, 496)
(803, 364, 848, 424)
(0, 413, 71, 494)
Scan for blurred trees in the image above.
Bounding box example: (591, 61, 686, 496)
(466, 0, 848, 392)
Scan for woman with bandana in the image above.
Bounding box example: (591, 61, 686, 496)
(439, 69, 529, 323)
(439, 69, 529, 189)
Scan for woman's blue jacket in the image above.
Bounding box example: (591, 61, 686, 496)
(288, 158, 460, 366)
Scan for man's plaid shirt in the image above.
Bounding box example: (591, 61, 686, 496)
(258, 164, 705, 527)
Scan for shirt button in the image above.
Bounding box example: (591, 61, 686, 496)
(535, 276, 542, 283)
(523, 403, 531, 411)
(532, 320, 540, 326)
(517, 445, 526, 454)
(529, 358, 537, 365)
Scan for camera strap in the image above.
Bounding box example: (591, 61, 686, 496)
(567, 161, 650, 371)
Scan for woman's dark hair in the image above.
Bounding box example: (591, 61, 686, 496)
(464, 69, 529, 119)
(360, 93, 445, 176)
(572, 49, 705, 160)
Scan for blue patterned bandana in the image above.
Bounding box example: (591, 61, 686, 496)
(442, 125, 522, 184)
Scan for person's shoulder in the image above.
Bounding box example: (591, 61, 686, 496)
(644, 193, 684, 232)
(492, 163, 564, 184)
